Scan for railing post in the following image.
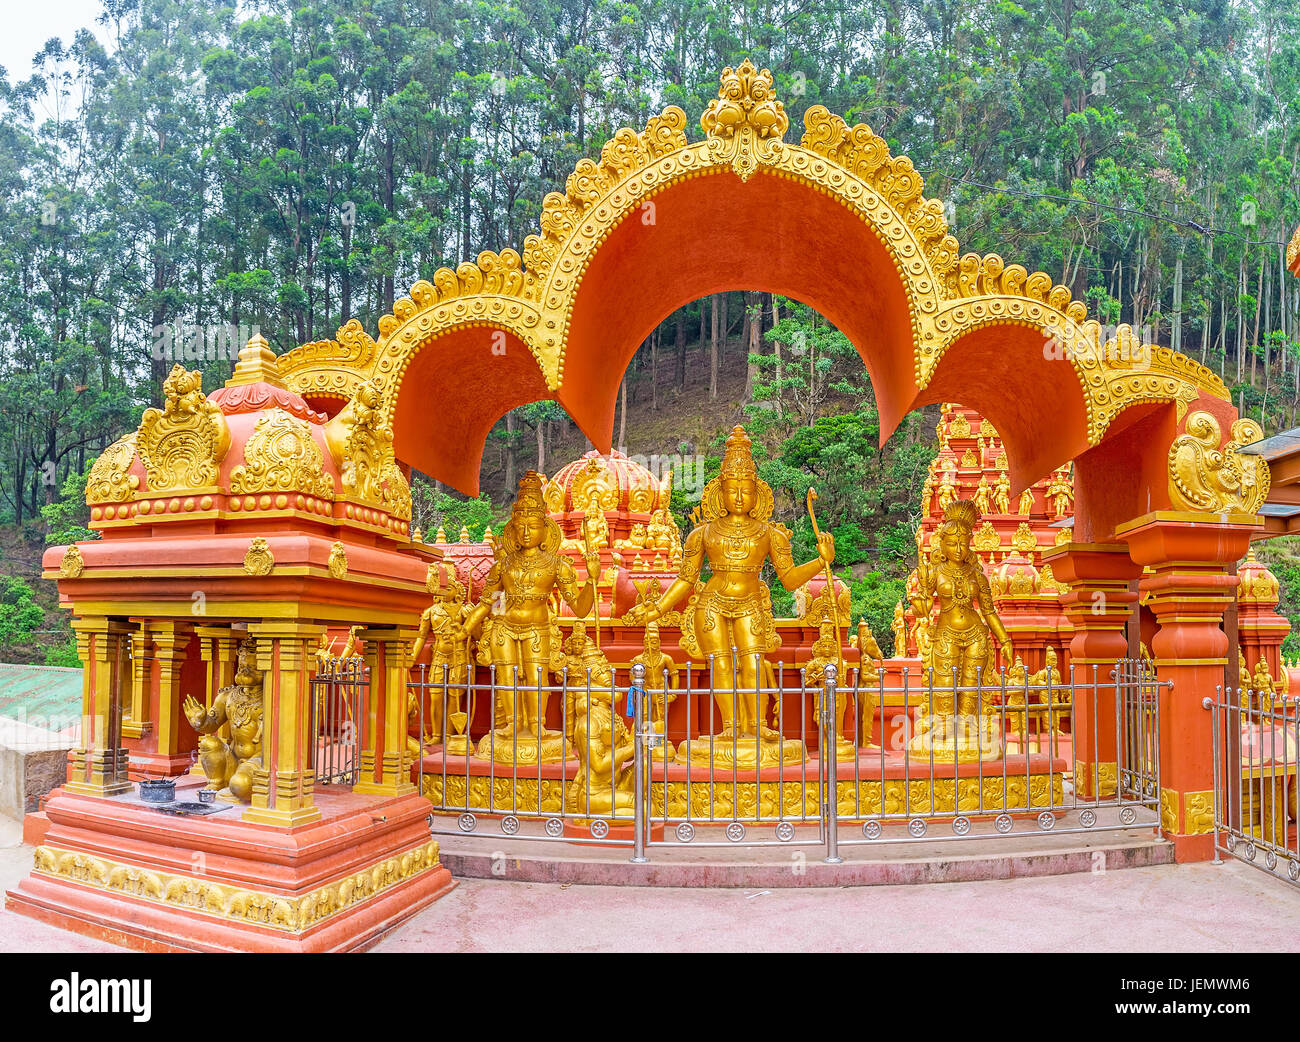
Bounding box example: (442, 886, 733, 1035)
(630, 663, 648, 864)
(824, 663, 841, 864)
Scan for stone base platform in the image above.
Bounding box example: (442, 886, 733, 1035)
(5, 782, 455, 952)
(431, 825, 1171, 888)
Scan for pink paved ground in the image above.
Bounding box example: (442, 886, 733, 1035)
(2, 813, 1298, 952)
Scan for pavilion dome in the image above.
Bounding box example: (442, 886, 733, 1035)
(543, 449, 669, 519)
(83, 335, 412, 541)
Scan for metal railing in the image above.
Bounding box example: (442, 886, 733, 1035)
(312, 655, 1163, 860)
(309, 657, 365, 785)
(1206, 685, 1300, 884)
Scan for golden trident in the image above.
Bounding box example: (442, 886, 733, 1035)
(806, 489, 841, 652)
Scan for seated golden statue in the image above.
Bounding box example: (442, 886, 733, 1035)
(183, 638, 263, 802)
(566, 677, 636, 818)
(646, 508, 680, 554)
(908, 501, 1014, 762)
(461, 471, 601, 763)
(630, 621, 679, 759)
(625, 426, 829, 768)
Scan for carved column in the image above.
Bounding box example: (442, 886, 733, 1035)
(1235, 549, 1290, 679)
(1042, 543, 1143, 799)
(1117, 512, 1258, 861)
(123, 622, 153, 740)
(65, 617, 132, 797)
(243, 621, 324, 827)
(354, 627, 418, 797)
(134, 620, 198, 777)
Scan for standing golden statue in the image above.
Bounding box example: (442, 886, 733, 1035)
(805, 622, 855, 760)
(625, 426, 830, 767)
(556, 621, 613, 743)
(411, 563, 473, 753)
(183, 638, 263, 802)
(461, 471, 601, 763)
(630, 621, 680, 758)
(908, 500, 1014, 762)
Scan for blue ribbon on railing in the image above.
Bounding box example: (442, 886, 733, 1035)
(625, 683, 645, 719)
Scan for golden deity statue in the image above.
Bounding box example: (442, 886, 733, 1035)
(567, 676, 636, 818)
(646, 507, 682, 557)
(908, 501, 1014, 762)
(936, 466, 958, 514)
(891, 600, 907, 658)
(625, 426, 830, 767)
(581, 492, 610, 551)
(183, 638, 264, 802)
(1028, 646, 1066, 734)
(1046, 469, 1074, 517)
(411, 563, 473, 753)
(993, 471, 1011, 514)
(973, 475, 992, 515)
(805, 622, 855, 760)
(556, 621, 613, 742)
(1003, 654, 1030, 746)
(630, 621, 680, 758)
(461, 471, 601, 763)
(1017, 488, 1035, 515)
(854, 618, 884, 746)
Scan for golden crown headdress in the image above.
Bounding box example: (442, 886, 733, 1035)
(942, 499, 979, 530)
(512, 471, 548, 516)
(719, 425, 757, 479)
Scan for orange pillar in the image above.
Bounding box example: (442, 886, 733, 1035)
(1116, 512, 1258, 862)
(1043, 543, 1142, 799)
(354, 627, 418, 797)
(65, 617, 133, 797)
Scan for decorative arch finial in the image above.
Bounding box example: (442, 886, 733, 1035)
(701, 60, 789, 182)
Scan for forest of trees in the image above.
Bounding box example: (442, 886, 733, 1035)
(0, 0, 1298, 658)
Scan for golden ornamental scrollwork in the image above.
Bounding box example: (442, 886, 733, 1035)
(700, 60, 789, 182)
(229, 408, 335, 500)
(244, 538, 274, 576)
(972, 521, 1000, 553)
(328, 540, 348, 579)
(269, 67, 1233, 463)
(85, 432, 139, 504)
(59, 545, 84, 579)
(1168, 412, 1269, 514)
(136, 365, 231, 492)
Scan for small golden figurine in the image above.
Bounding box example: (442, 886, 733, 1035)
(1017, 488, 1035, 515)
(973, 475, 992, 515)
(557, 622, 613, 742)
(461, 471, 601, 763)
(993, 471, 1012, 514)
(630, 621, 679, 758)
(936, 465, 958, 513)
(891, 600, 907, 658)
(183, 638, 264, 802)
(1029, 646, 1066, 733)
(625, 427, 828, 768)
(908, 500, 1014, 762)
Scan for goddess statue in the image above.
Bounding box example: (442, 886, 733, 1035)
(625, 426, 831, 767)
(460, 471, 601, 763)
(908, 500, 1014, 761)
(183, 638, 263, 802)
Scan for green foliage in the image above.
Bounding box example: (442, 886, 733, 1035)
(410, 476, 504, 541)
(0, 577, 44, 646)
(843, 571, 907, 654)
(44, 640, 81, 668)
(40, 467, 95, 545)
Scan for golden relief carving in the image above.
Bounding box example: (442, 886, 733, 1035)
(1160, 787, 1179, 833)
(85, 432, 139, 504)
(59, 545, 84, 579)
(33, 841, 441, 934)
(323, 379, 410, 520)
(243, 538, 274, 576)
(700, 60, 789, 182)
(1012, 523, 1037, 555)
(570, 458, 619, 511)
(1184, 791, 1214, 835)
(949, 413, 971, 438)
(328, 540, 348, 579)
(972, 521, 1000, 552)
(229, 408, 335, 500)
(1169, 411, 1270, 514)
(135, 365, 231, 492)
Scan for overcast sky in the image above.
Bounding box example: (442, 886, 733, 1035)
(0, 1, 108, 84)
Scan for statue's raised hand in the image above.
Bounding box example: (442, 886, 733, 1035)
(182, 695, 205, 729)
(816, 530, 835, 566)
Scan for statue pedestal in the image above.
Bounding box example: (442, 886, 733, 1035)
(474, 729, 572, 765)
(907, 713, 1003, 763)
(6, 784, 454, 952)
(674, 734, 807, 769)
